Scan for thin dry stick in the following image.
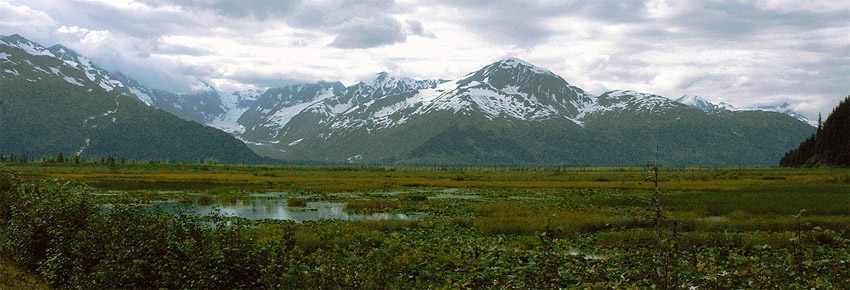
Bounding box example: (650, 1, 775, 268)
(653, 146, 662, 243)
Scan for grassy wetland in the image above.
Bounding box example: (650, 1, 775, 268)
(1, 162, 849, 289)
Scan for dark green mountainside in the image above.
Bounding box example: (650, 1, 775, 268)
(780, 96, 850, 167)
(0, 35, 263, 163)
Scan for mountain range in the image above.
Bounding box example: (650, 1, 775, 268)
(0, 34, 815, 166)
(0, 34, 263, 163)
(676, 95, 813, 125)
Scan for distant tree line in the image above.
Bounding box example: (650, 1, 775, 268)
(780, 96, 850, 167)
(0, 152, 223, 167)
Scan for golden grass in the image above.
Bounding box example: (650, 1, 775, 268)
(10, 164, 848, 196)
(466, 202, 650, 238)
(0, 257, 50, 290)
(346, 199, 402, 213)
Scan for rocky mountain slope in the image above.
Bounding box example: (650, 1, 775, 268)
(1, 34, 815, 166)
(231, 58, 813, 166)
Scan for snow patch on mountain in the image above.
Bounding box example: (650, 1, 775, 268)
(128, 87, 153, 105)
(6, 38, 55, 58)
(323, 59, 599, 131)
(206, 89, 263, 134)
(497, 57, 553, 75)
(580, 90, 681, 119)
(63, 76, 84, 87)
(675, 95, 813, 126)
(288, 138, 303, 146)
(676, 95, 736, 111)
(752, 103, 814, 126)
(268, 87, 336, 129)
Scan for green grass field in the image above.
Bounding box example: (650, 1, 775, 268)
(2, 162, 849, 289)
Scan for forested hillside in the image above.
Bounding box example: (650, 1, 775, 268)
(0, 78, 263, 164)
(780, 96, 850, 167)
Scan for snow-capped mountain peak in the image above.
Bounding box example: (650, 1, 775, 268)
(754, 103, 814, 126)
(0, 36, 817, 166)
(494, 57, 552, 75)
(580, 90, 682, 118)
(0, 34, 135, 96)
(191, 79, 218, 93)
(676, 95, 736, 111)
(460, 57, 556, 86)
(311, 59, 599, 133)
(674, 95, 813, 126)
(0, 34, 56, 58)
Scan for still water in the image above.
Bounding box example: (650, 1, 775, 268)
(154, 199, 426, 223)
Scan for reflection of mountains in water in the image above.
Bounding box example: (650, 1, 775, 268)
(165, 199, 425, 223)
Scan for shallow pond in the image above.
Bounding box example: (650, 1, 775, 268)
(154, 199, 426, 223)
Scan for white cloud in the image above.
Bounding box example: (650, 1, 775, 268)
(0, 0, 846, 120)
(0, 1, 55, 26)
(57, 25, 110, 44)
(0, 1, 57, 40)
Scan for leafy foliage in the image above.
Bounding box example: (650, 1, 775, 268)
(0, 170, 274, 288)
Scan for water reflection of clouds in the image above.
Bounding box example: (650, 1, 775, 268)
(163, 200, 425, 223)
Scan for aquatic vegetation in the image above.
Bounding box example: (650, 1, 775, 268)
(2, 164, 849, 289)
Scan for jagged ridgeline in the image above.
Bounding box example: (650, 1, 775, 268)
(238, 59, 814, 166)
(0, 35, 263, 164)
(780, 96, 850, 167)
(0, 34, 816, 166)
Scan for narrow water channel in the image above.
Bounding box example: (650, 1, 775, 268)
(153, 199, 426, 223)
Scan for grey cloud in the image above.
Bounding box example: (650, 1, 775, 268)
(330, 16, 406, 48)
(439, 1, 554, 47)
(442, 0, 644, 47)
(51, 0, 201, 40)
(139, 0, 301, 20)
(288, 0, 396, 28)
(221, 71, 315, 88)
(211, 0, 301, 20)
(432, 0, 651, 47)
(288, 0, 414, 48)
(92, 54, 198, 92)
(436, 0, 849, 47)
(174, 63, 218, 76)
(157, 44, 213, 56)
(635, 2, 850, 42)
(130, 38, 212, 58)
(138, 0, 416, 49)
(469, 14, 551, 47)
(406, 20, 434, 38)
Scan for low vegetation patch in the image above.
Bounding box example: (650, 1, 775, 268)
(1, 165, 849, 289)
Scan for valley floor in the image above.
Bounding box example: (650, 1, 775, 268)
(1, 163, 849, 288)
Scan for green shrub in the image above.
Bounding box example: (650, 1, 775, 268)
(0, 171, 285, 289)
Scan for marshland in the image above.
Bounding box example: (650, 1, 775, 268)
(1, 162, 848, 289)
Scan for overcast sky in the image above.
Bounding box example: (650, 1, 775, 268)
(1, 0, 848, 119)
